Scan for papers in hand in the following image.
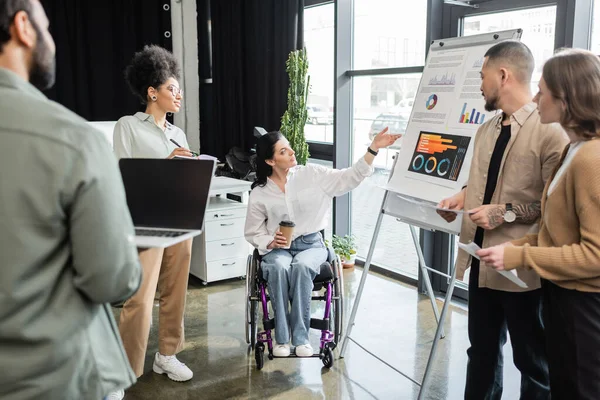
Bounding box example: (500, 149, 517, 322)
(197, 154, 219, 162)
(174, 154, 219, 162)
(457, 242, 528, 288)
(436, 207, 475, 215)
(457, 242, 483, 259)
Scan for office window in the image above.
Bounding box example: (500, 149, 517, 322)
(304, 3, 335, 144)
(307, 158, 334, 241)
(592, 0, 600, 54)
(350, 74, 422, 278)
(353, 0, 427, 69)
(463, 6, 557, 95)
(348, 0, 428, 278)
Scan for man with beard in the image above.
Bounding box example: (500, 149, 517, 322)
(437, 41, 568, 399)
(0, 1, 141, 399)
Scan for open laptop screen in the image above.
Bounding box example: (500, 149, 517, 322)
(119, 158, 214, 230)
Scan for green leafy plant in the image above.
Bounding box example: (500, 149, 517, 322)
(329, 234, 357, 261)
(280, 47, 310, 165)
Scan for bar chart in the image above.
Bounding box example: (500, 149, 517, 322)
(415, 133, 457, 154)
(458, 102, 486, 124)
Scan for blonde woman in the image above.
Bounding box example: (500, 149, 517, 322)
(479, 49, 600, 399)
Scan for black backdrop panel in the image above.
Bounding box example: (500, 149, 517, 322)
(206, 0, 304, 159)
(41, 0, 172, 121)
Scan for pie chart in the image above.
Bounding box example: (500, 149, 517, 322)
(426, 94, 438, 110)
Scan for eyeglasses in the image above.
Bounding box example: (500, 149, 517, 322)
(166, 84, 183, 97)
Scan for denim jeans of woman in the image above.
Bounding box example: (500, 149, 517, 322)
(260, 232, 328, 346)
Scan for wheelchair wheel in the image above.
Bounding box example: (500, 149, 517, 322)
(322, 344, 334, 368)
(332, 254, 344, 346)
(255, 343, 265, 370)
(245, 254, 257, 346)
(250, 300, 258, 349)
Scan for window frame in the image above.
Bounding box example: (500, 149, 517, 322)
(307, 0, 593, 292)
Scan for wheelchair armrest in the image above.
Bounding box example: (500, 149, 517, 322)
(326, 247, 336, 263)
(314, 262, 334, 283)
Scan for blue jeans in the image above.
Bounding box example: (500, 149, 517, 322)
(261, 232, 328, 346)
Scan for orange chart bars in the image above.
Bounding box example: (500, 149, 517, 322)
(416, 134, 458, 154)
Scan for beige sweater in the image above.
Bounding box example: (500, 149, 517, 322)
(504, 139, 600, 292)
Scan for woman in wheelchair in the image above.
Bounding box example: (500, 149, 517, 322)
(244, 127, 400, 358)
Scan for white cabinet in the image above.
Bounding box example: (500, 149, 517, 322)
(190, 177, 252, 284)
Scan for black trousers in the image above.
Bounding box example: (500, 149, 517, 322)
(465, 261, 550, 400)
(543, 280, 600, 400)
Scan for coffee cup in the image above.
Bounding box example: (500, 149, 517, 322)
(279, 220, 295, 248)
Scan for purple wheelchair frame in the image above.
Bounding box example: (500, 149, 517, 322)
(255, 275, 335, 358)
(248, 249, 342, 370)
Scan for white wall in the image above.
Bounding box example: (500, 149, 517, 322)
(88, 121, 117, 147)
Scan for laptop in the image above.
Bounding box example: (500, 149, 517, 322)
(119, 158, 215, 248)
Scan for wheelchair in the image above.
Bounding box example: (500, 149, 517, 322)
(244, 235, 344, 369)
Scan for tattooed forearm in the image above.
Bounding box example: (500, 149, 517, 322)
(513, 201, 541, 224)
(486, 206, 505, 229)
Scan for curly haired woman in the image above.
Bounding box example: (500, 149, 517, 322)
(109, 45, 193, 400)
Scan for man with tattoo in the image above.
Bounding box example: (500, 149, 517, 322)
(438, 41, 568, 400)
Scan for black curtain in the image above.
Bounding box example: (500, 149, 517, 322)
(206, 0, 304, 159)
(40, 0, 172, 121)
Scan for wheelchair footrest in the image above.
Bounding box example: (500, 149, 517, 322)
(272, 354, 321, 359)
(263, 318, 275, 331)
(310, 318, 330, 331)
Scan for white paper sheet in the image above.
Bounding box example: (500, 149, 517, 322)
(397, 194, 474, 215)
(457, 242, 528, 288)
(174, 154, 219, 162)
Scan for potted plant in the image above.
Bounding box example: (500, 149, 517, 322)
(280, 47, 310, 165)
(331, 234, 357, 269)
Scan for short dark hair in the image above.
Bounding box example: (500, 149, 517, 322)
(124, 44, 181, 104)
(0, 0, 35, 53)
(484, 40, 535, 84)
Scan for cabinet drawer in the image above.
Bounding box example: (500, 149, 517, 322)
(206, 237, 249, 262)
(205, 218, 246, 241)
(205, 207, 246, 222)
(206, 256, 247, 282)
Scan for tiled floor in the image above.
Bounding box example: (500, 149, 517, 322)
(114, 267, 521, 399)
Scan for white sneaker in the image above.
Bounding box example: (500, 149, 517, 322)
(273, 343, 291, 357)
(152, 352, 193, 382)
(295, 344, 313, 357)
(106, 390, 124, 400)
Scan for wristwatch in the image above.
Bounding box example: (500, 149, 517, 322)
(504, 203, 516, 223)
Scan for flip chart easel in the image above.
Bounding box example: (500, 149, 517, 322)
(339, 29, 522, 400)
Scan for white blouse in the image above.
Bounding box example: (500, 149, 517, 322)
(112, 112, 190, 159)
(547, 141, 583, 196)
(244, 157, 374, 254)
